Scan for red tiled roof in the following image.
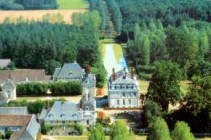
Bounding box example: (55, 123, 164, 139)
(0, 69, 51, 83)
(0, 115, 32, 127)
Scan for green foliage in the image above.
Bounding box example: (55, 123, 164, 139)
(91, 64, 107, 88)
(111, 120, 133, 140)
(75, 124, 83, 135)
(166, 26, 199, 73)
(147, 117, 171, 140)
(147, 60, 182, 111)
(144, 99, 162, 123)
(27, 100, 45, 114)
(171, 121, 195, 140)
(49, 81, 82, 96)
(186, 76, 211, 115)
(6, 99, 65, 114)
(107, 0, 122, 35)
(0, 0, 57, 10)
(41, 123, 52, 134)
(17, 82, 48, 96)
(5, 131, 12, 139)
(117, 0, 211, 32)
(44, 60, 61, 75)
(88, 123, 105, 140)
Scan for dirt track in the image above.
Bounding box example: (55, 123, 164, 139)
(0, 9, 86, 24)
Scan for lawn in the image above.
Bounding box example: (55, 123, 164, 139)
(112, 43, 123, 63)
(57, 0, 89, 9)
(54, 136, 110, 140)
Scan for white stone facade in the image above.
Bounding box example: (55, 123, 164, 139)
(108, 70, 140, 108)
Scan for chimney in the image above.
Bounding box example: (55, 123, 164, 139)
(131, 68, 134, 79)
(112, 68, 115, 81)
(87, 64, 91, 74)
(123, 67, 127, 79)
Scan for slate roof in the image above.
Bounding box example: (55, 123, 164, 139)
(112, 76, 136, 85)
(44, 101, 83, 121)
(0, 59, 11, 68)
(0, 115, 40, 140)
(0, 69, 50, 83)
(0, 107, 28, 115)
(54, 63, 85, 80)
(52, 68, 61, 79)
(2, 79, 16, 90)
(25, 115, 40, 140)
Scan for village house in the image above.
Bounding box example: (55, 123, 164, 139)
(40, 65, 97, 126)
(52, 62, 85, 81)
(0, 69, 50, 84)
(108, 68, 140, 108)
(0, 107, 28, 115)
(0, 59, 11, 69)
(0, 114, 40, 140)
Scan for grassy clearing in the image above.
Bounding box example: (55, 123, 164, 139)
(112, 43, 123, 63)
(0, 10, 86, 24)
(100, 43, 106, 61)
(135, 135, 147, 140)
(139, 80, 150, 95)
(54, 136, 110, 140)
(179, 80, 191, 95)
(57, 0, 88, 9)
(139, 80, 191, 95)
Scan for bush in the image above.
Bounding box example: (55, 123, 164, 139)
(41, 123, 52, 135)
(137, 65, 155, 74)
(75, 124, 83, 135)
(5, 131, 13, 139)
(17, 81, 82, 96)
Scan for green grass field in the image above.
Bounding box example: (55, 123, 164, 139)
(57, 0, 89, 9)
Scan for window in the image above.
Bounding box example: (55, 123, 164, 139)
(123, 99, 125, 105)
(117, 99, 119, 105)
(85, 106, 89, 111)
(123, 92, 125, 97)
(122, 85, 126, 89)
(129, 99, 131, 105)
(134, 92, 136, 96)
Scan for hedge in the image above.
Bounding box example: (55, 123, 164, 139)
(17, 81, 82, 96)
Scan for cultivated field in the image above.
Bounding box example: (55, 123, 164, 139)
(0, 9, 86, 24)
(57, 0, 89, 9)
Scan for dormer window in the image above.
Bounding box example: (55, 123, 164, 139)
(85, 106, 89, 111)
(69, 71, 73, 75)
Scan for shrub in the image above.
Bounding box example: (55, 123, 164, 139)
(75, 124, 83, 135)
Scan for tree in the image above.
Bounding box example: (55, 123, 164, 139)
(147, 117, 171, 140)
(147, 60, 182, 111)
(186, 76, 211, 115)
(144, 99, 162, 123)
(171, 121, 195, 140)
(166, 27, 198, 72)
(142, 35, 151, 65)
(88, 123, 105, 140)
(111, 120, 133, 140)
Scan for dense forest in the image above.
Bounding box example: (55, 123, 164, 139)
(0, 0, 57, 10)
(89, 0, 211, 133)
(0, 11, 106, 87)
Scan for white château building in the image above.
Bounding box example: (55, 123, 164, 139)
(108, 68, 140, 108)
